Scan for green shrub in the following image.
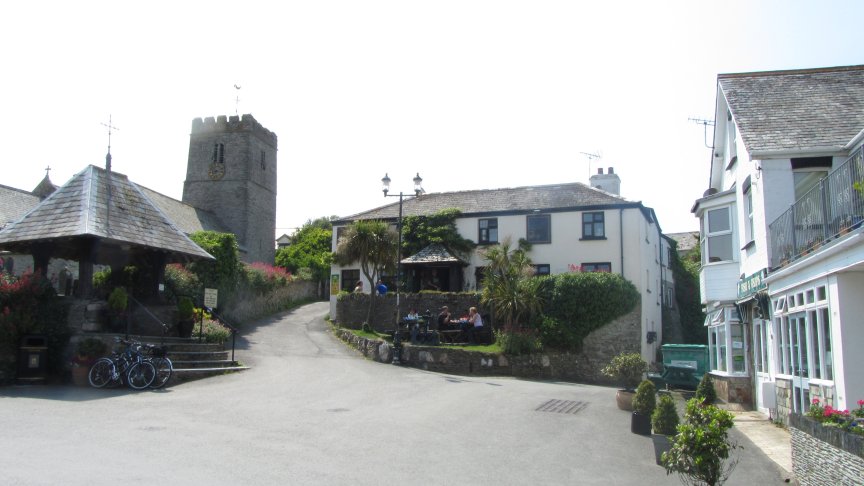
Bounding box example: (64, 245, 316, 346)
(652, 394, 680, 435)
(601, 352, 647, 390)
(107, 287, 128, 313)
(663, 398, 738, 486)
(494, 327, 542, 355)
(192, 318, 232, 344)
(633, 379, 657, 415)
(177, 296, 195, 321)
(696, 373, 717, 405)
(164, 263, 201, 302)
(538, 272, 640, 350)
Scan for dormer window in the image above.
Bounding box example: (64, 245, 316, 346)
(702, 206, 733, 263)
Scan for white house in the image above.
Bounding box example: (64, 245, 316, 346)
(330, 168, 671, 365)
(692, 65, 864, 418)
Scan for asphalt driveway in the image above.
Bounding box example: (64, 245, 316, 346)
(0, 302, 789, 485)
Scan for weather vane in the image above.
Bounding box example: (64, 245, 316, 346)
(234, 84, 241, 116)
(101, 115, 119, 171)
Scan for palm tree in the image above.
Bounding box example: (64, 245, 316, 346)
(333, 219, 398, 326)
(479, 238, 545, 330)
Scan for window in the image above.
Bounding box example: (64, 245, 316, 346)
(533, 264, 550, 276)
(340, 269, 359, 292)
(702, 207, 733, 263)
(773, 285, 833, 383)
(582, 212, 605, 239)
(526, 214, 551, 243)
(791, 156, 832, 200)
(707, 306, 746, 375)
(474, 267, 486, 290)
(334, 227, 346, 250)
(212, 143, 225, 164)
(753, 320, 768, 373)
(581, 262, 611, 273)
(478, 218, 498, 244)
(260, 150, 266, 170)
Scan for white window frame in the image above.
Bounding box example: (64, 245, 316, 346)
(702, 206, 734, 263)
(771, 284, 833, 384)
(706, 306, 747, 376)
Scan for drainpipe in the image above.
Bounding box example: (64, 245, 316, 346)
(619, 208, 624, 276)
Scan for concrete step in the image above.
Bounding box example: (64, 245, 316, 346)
(171, 365, 250, 383)
(171, 359, 239, 369)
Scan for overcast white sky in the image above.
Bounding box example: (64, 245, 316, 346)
(2, 1, 862, 236)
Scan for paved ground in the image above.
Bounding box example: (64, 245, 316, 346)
(1, 302, 793, 485)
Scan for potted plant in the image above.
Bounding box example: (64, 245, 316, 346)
(70, 338, 107, 386)
(107, 287, 128, 332)
(602, 352, 648, 411)
(662, 398, 738, 486)
(631, 379, 656, 435)
(696, 372, 717, 405)
(176, 296, 195, 338)
(651, 393, 680, 465)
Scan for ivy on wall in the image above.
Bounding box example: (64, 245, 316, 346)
(669, 241, 707, 344)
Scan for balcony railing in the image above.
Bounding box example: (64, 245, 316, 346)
(769, 145, 864, 269)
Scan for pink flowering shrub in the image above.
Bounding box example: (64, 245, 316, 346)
(243, 262, 293, 294)
(807, 398, 864, 436)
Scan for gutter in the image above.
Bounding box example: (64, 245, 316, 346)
(750, 146, 846, 159)
(845, 128, 864, 150)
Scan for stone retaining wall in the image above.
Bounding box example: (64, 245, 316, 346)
(332, 304, 641, 384)
(334, 292, 484, 331)
(789, 414, 864, 485)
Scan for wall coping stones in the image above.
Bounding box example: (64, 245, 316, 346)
(789, 413, 864, 459)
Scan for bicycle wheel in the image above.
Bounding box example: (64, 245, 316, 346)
(150, 357, 173, 389)
(126, 361, 156, 390)
(88, 358, 114, 388)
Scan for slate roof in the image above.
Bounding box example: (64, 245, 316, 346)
(0, 165, 213, 261)
(666, 231, 699, 254)
(138, 186, 230, 236)
(0, 184, 40, 229)
(401, 243, 464, 264)
(719, 65, 864, 154)
(336, 182, 635, 223)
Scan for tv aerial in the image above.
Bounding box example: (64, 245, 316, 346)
(688, 117, 715, 149)
(580, 151, 602, 179)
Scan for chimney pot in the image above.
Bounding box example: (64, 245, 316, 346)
(608, 167, 614, 174)
(597, 168, 603, 175)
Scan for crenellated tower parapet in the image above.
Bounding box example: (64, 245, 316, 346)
(190, 114, 277, 149)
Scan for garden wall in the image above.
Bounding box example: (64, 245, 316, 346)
(332, 306, 641, 384)
(789, 413, 864, 485)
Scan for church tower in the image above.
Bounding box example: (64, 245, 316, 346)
(182, 114, 278, 264)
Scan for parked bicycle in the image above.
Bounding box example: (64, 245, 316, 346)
(88, 338, 156, 390)
(143, 343, 173, 389)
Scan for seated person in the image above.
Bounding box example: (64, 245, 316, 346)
(406, 308, 419, 321)
(437, 306, 452, 331)
(465, 306, 484, 343)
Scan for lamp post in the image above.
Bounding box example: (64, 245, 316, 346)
(382, 172, 423, 364)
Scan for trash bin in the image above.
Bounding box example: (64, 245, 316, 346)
(17, 335, 48, 383)
(660, 344, 708, 388)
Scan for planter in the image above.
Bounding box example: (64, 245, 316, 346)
(178, 319, 195, 338)
(71, 364, 91, 386)
(631, 411, 652, 435)
(652, 434, 673, 465)
(616, 389, 635, 411)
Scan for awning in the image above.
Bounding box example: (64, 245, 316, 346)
(401, 243, 465, 265)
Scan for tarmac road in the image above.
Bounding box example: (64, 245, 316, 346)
(0, 302, 790, 485)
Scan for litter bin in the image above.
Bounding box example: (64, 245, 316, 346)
(660, 344, 708, 389)
(17, 335, 48, 383)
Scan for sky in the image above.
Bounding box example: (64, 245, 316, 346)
(2, 1, 863, 237)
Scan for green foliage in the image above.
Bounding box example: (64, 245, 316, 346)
(663, 398, 738, 486)
(653, 394, 680, 435)
(92, 267, 111, 294)
(242, 262, 294, 294)
(0, 272, 70, 381)
(480, 239, 546, 328)
(107, 287, 128, 313)
(191, 318, 232, 344)
(163, 263, 202, 302)
(671, 241, 707, 344)
(602, 352, 647, 390)
(401, 208, 476, 260)
(633, 379, 657, 415)
(696, 373, 717, 405)
(177, 296, 195, 320)
(494, 327, 542, 355)
(188, 231, 242, 302)
(74, 338, 107, 361)
(333, 220, 397, 324)
(275, 219, 333, 282)
(538, 272, 640, 350)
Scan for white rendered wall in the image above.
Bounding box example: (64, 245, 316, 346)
(832, 272, 864, 410)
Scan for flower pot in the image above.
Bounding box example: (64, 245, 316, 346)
(652, 434, 673, 465)
(616, 389, 635, 411)
(71, 364, 91, 386)
(178, 318, 195, 338)
(631, 411, 652, 435)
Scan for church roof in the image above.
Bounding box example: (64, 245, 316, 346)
(336, 181, 635, 224)
(0, 165, 213, 262)
(31, 174, 58, 200)
(0, 184, 40, 230)
(138, 186, 231, 235)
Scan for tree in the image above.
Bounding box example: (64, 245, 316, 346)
(479, 238, 545, 329)
(671, 241, 707, 344)
(401, 208, 475, 260)
(275, 218, 333, 286)
(187, 231, 242, 306)
(333, 220, 397, 324)
(663, 398, 738, 486)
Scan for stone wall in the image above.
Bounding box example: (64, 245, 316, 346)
(712, 373, 752, 405)
(789, 414, 864, 485)
(334, 292, 484, 331)
(332, 306, 641, 384)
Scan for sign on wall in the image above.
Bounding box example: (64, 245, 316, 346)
(737, 269, 767, 300)
(204, 288, 218, 308)
(330, 274, 340, 295)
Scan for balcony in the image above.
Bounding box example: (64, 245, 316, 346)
(769, 146, 864, 269)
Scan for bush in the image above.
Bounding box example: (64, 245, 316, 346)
(652, 394, 679, 435)
(633, 379, 657, 415)
(663, 398, 738, 486)
(242, 262, 293, 294)
(601, 352, 647, 390)
(538, 272, 640, 350)
(107, 287, 128, 313)
(494, 327, 542, 355)
(191, 318, 232, 344)
(177, 296, 195, 321)
(696, 373, 717, 405)
(164, 263, 201, 302)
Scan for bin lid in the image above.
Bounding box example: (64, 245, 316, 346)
(20, 335, 48, 347)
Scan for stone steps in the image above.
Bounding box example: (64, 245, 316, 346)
(120, 335, 247, 384)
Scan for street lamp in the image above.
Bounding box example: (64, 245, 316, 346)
(382, 172, 423, 364)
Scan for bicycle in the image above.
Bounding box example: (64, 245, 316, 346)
(88, 338, 156, 390)
(143, 343, 173, 389)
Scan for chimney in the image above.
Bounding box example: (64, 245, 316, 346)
(589, 166, 621, 195)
